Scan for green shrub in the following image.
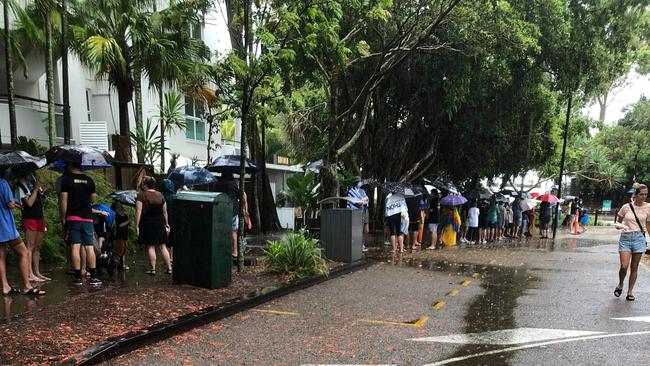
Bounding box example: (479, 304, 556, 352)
(265, 233, 329, 281)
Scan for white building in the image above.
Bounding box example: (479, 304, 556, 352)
(0, 2, 238, 169)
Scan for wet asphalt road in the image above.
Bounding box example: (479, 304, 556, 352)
(106, 231, 650, 365)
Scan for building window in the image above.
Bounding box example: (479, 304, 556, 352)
(189, 21, 202, 40)
(185, 97, 206, 141)
(85, 89, 92, 121)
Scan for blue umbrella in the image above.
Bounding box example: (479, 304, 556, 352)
(167, 165, 216, 188)
(46, 145, 113, 171)
(207, 155, 259, 174)
(440, 194, 468, 206)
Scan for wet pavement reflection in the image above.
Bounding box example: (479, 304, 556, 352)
(2, 250, 168, 323)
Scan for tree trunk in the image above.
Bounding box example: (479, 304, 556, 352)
(247, 115, 262, 234)
(321, 81, 340, 203)
(133, 67, 144, 163)
(3, 0, 17, 148)
(61, 0, 71, 144)
(115, 85, 132, 162)
(597, 90, 608, 122)
(158, 84, 165, 172)
(45, 16, 56, 148)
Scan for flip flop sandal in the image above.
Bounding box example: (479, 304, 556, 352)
(626, 294, 635, 301)
(2, 287, 20, 296)
(164, 269, 172, 275)
(146, 270, 156, 276)
(24, 287, 46, 296)
(614, 287, 623, 297)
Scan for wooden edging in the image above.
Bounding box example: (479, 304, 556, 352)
(62, 260, 373, 366)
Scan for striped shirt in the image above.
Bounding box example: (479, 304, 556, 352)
(347, 187, 368, 212)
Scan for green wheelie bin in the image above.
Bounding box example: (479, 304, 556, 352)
(172, 191, 233, 289)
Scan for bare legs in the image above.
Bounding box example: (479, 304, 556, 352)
(25, 230, 49, 281)
(618, 252, 643, 297)
(147, 244, 172, 273)
(231, 231, 238, 258)
(390, 234, 405, 253)
(0, 242, 32, 293)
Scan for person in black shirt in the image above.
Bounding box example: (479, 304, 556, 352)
(59, 162, 101, 286)
(214, 172, 248, 259)
(15, 172, 50, 282)
(111, 202, 130, 271)
(426, 193, 440, 250)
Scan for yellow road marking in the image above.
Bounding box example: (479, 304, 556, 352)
(446, 288, 458, 297)
(433, 300, 445, 310)
(358, 316, 429, 328)
(461, 280, 472, 287)
(251, 309, 299, 316)
(472, 272, 481, 279)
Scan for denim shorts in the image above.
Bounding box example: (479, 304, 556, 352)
(65, 221, 94, 246)
(232, 215, 239, 231)
(618, 231, 647, 254)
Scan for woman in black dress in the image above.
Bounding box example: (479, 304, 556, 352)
(135, 176, 171, 275)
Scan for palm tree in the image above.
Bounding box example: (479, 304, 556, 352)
(39, 0, 58, 147)
(69, 0, 154, 161)
(6, 0, 59, 148)
(133, 1, 210, 171)
(2, 0, 20, 148)
(69, 0, 211, 163)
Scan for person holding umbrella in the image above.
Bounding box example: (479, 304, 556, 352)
(213, 172, 249, 260)
(0, 168, 45, 296)
(14, 172, 50, 282)
(347, 177, 370, 252)
(59, 157, 102, 286)
(385, 192, 407, 254)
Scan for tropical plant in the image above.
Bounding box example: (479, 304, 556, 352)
(190, 155, 200, 166)
(129, 119, 163, 168)
(282, 171, 319, 228)
(154, 91, 187, 170)
(69, 0, 211, 162)
(2, 0, 20, 148)
(265, 233, 328, 281)
(16, 136, 46, 155)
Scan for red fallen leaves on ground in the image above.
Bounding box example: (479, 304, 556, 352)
(0, 266, 282, 366)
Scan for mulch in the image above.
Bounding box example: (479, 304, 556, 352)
(0, 266, 283, 366)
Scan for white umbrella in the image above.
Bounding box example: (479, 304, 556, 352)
(520, 198, 538, 211)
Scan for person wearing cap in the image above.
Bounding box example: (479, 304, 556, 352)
(347, 176, 370, 252)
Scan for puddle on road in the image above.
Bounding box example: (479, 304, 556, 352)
(370, 256, 540, 366)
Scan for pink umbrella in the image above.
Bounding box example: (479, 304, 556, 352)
(538, 194, 560, 203)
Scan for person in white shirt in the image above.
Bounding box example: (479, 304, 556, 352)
(384, 193, 406, 253)
(467, 201, 480, 243)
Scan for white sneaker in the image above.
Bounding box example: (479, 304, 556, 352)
(362, 245, 369, 252)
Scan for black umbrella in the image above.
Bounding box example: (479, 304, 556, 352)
(304, 159, 323, 173)
(424, 176, 459, 194)
(107, 190, 137, 207)
(0, 151, 47, 178)
(493, 193, 508, 202)
(168, 165, 217, 187)
(380, 182, 421, 197)
(45, 145, 114, 171)
(207, 155, 259, 174)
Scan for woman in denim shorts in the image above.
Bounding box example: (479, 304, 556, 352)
(614, 184, 650, 301)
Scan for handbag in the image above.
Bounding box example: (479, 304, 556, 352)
(628, 203, 647, 246)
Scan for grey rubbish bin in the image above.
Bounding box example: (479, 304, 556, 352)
(320, 208, 362, 262)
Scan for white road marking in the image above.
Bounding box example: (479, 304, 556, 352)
(419, 330, 650, 366)
(410, 327, 602, 345)
(612, 316, 650, 323)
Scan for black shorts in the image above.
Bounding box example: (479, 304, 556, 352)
(488, 221, 497, 229)
(385, 213, 402, 236)
(408, 222, 420, 232)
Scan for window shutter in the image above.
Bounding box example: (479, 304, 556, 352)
(79, 121, 109, 151)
